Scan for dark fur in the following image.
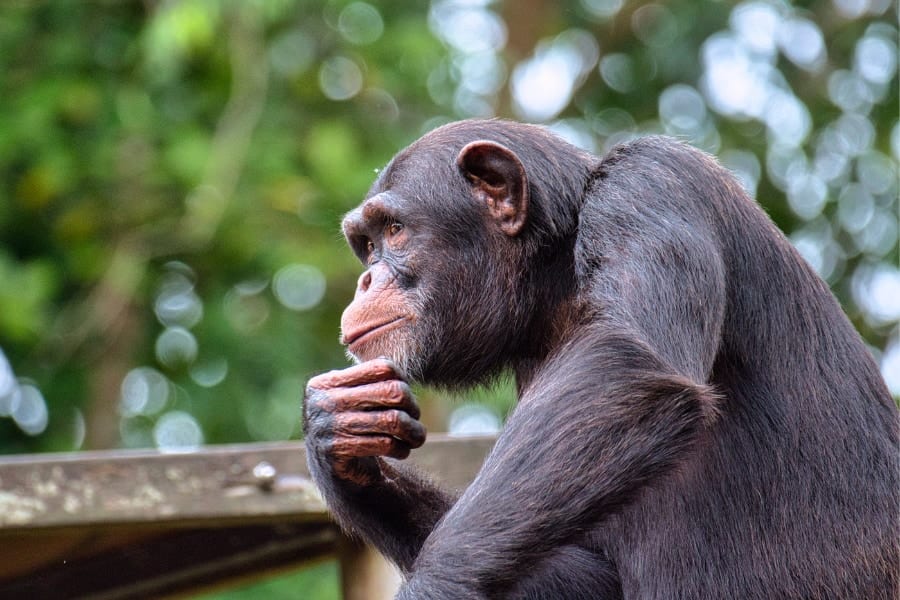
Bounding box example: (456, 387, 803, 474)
(306, 120, 899, 599)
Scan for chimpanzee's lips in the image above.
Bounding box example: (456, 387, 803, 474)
(342, 316, 407, 347)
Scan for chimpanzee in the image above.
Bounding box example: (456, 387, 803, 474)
(303, 119, 899, 599)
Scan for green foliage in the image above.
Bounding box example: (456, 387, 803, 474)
(195, 560, 339, 600)
(0, 0, 897, 477)
(0, 1, 448, 453)
(0, 252, 57, 343)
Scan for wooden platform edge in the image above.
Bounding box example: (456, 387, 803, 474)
(0, 434, 496, 599)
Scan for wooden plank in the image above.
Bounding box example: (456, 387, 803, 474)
(0, 434, 496, 598)
(0, 441, 326, 531)
(0, 434, 496, 532)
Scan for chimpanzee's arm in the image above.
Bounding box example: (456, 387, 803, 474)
(307, 452, 455, 574)
(398, 154, 728, 597)
(304, 361, 457, 574)
(401, 328, 719, 597)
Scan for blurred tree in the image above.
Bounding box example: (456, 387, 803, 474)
(0, 0, 449, 453)
(0, 0, 896, 477)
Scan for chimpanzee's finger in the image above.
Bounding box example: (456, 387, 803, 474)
(334, 410, 426, 448)
(320, 380, 420, 419)
(330, 433, 413, 460)
(307, 358, 402, 390)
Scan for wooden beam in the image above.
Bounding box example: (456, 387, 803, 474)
(0, 435, 496, 599)
(0, 435, 496, 532)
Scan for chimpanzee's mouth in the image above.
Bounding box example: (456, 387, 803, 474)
(342, 316, 408, 347)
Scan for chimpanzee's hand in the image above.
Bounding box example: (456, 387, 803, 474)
(303, 358, 426, 487)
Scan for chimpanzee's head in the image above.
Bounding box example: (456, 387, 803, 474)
(339, 120, 592, 387)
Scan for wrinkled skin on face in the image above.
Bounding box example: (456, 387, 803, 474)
(340, 264, 417, 363)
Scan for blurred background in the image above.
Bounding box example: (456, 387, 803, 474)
(0, 0, 897, 596)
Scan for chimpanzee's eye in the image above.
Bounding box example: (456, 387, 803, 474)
(366, 239, 376, 254)
(387, 222, 404, 237)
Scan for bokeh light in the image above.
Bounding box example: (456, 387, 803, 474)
(120, 367, 171, 418)
(448, 404, 501, 436)
(154, 410, 204, 452)
(512, 31, 598, 122)
(0, 349, 15, 404)
(429, 2, 506, 54)
(189, 357, 229, 388)
(599, 53, 636, 93)
(0, 353, 48, 436)
(852, 264, 900, 326)
(882, 339, 900, 396)
(155, 327, 199, 369)
(224, 282, 271, 333)
(155, 263, 203, 329)
(269, 30, 316, 78)
(777, 17, 826, 72)
(338, 2, 384, 45)
(272, 264, 327, 312)
(581, 0, 625, 20)
(319, 56, 364, 101)
(10, 383, 48, 436)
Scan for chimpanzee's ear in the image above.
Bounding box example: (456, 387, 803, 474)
(456, 141, 528, 237)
